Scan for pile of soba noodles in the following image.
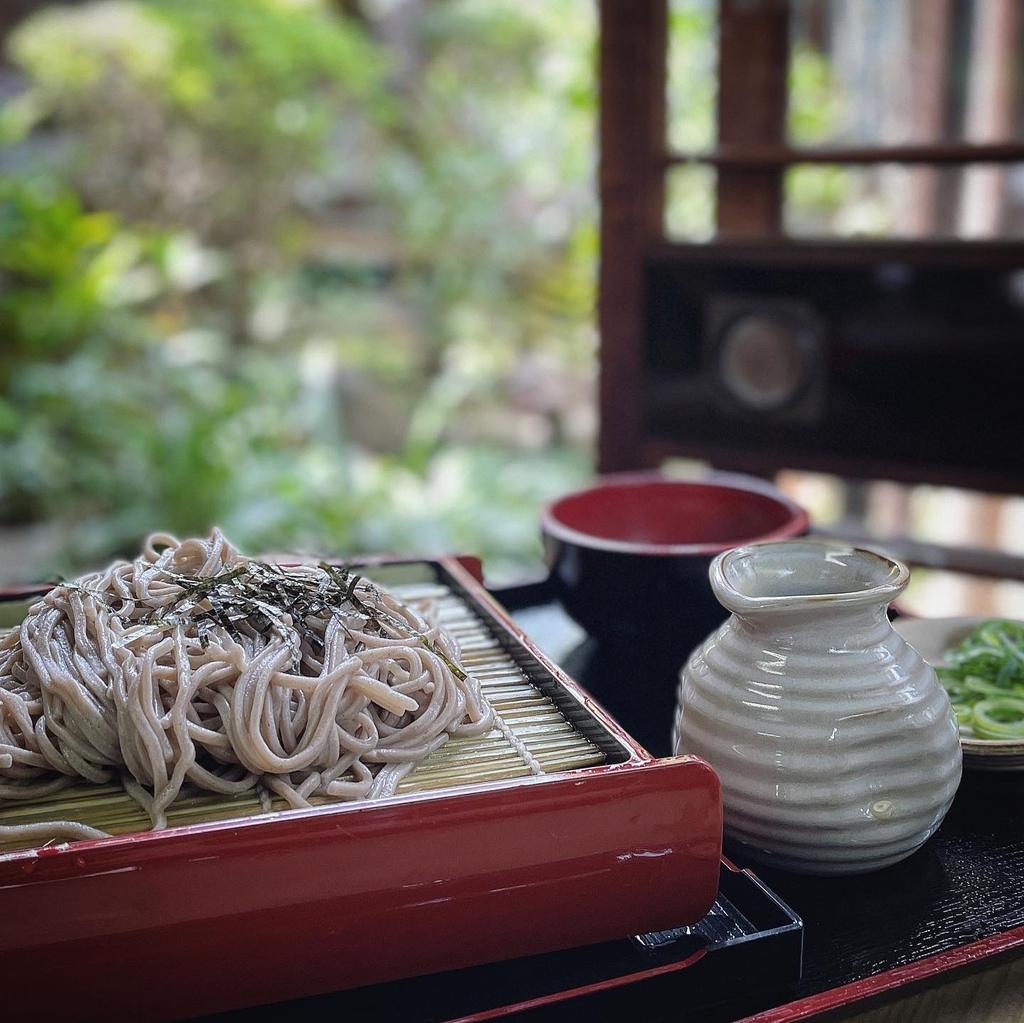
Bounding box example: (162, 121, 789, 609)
(0, 530, 493, 842)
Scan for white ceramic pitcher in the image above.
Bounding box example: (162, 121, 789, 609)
(672, 539, 962, 875)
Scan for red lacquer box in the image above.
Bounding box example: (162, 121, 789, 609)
(0, 556, 723, 1022)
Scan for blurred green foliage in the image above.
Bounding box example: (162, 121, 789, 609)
(0, 0, 598, 583)
(784, 38, 859, 236)
(0, 0, 848, 583)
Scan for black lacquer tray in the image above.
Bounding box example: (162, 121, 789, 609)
(499, 583, 1024, 1021)
(46, 572, 1023, 1022)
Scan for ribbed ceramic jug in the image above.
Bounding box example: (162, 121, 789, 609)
(672, 539, 962, 875)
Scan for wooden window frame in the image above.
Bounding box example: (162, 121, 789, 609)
(598, 0, 1024, 468)
(597, 0, 1024, 586)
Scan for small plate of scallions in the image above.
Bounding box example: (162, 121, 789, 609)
(894, 616, 1024, 770)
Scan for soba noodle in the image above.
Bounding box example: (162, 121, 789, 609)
(0, 530, 493, 841)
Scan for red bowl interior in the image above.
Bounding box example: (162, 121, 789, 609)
(542, 476, 808, 556)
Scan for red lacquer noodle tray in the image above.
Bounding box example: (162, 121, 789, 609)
(0, 556, 723, 1023)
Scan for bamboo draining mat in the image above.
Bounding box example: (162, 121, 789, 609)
(0, 578, 606, 854)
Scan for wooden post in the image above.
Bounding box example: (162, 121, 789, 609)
(597, 0, 667, 472)
(716, 0, 789, 238)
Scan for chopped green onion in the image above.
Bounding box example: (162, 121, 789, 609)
(962, 675, 1013, 698)
(933, 619, 1024, 740)
(971, 697, 1024, 740)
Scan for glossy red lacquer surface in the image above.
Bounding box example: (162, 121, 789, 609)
(541, 470, 809, 555)
(0, 557, 723, 1023)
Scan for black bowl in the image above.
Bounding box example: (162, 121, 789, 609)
(540, 470, 810, 660)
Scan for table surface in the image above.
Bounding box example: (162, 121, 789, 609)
(495, 582, 1024, 1023)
